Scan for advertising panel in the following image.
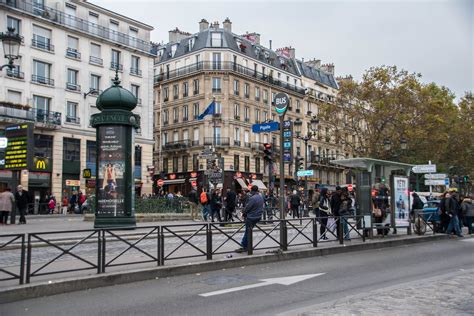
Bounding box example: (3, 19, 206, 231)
(4, 123, 33, 170)
(392, 176, 410, 227)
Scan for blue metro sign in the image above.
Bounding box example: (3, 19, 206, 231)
(252, 121, 280, 133)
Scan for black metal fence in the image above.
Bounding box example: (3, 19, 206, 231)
(0, 215, 426, 286)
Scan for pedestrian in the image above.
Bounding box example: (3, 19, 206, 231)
(0, 187, 15, 225)
(69, 191, 78, 214)
(235, 185, 264, 253)
(445, 192, 463, 237)
(339, 188, 352, 240)
(78, 191, 86, 211)
(14, 185, 29, 224)
(188, 186, 199, 221)
(62, 196, 69, 215)
(330, 186, 343, 238)
(461, 195, 474, 235)
(290, 190, 301, 219)
(48, 196, 56, 214)
(200, 188, 210, 221)
(411, 192, 424, 220)
(210, 189, 223, 223)
(318, 188, 331, 240)
(224, 188, 237, 222)
(312, 188, 321, 217)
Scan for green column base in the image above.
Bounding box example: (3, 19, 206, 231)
(94, 215, 136, 229)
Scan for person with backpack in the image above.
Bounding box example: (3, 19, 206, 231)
(200, 188, 210, 221)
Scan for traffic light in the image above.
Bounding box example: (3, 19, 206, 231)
(263, 143, 273, 163)
(295, 156, 304, 170)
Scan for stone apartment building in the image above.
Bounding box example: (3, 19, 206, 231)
(153, 18, 347, 196)
(0, 0, 155, 207)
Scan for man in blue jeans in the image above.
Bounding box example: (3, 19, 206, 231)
(446, 192, 463, 237)
(235, 185, 264, 253)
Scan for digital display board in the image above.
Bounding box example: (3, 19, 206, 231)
(4, 123, 33, 170)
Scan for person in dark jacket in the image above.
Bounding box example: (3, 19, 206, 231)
(330, 186, 343, 238)
(446, 193, 463, 237)
(188, 186, 199, 221)
(224, 188, 236, 222)
(236, 185, 264, 253)
(318, 188, 331, 240)
(290, 190, 301, 219)
(461, 196, 474, 234)
(411, 192, 424, 220)
(210, 189, 223, 223)
(14, 185, 29, 224)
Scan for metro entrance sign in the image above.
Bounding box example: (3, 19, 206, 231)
(412, 164, 437, 174)
(273, 93, 289, 116)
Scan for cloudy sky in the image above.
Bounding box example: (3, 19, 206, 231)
(94, 0, 473, 100)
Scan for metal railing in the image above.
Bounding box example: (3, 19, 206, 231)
(66, 48, 81, 59)
(162, 140, 191, 150)
(6, 69, 24, 79)
(203, 137, 230, 146)
(0, 104, 62, 126)
(0, 234, 25, 285)
(154, 61, 306, 95)
(31, 38, 54, 52)
(89, 56, 103, 65)
(31, 74, 54, 86)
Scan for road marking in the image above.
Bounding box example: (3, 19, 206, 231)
(199, 273, 325, 297)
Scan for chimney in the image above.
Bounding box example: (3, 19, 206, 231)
(199, 19, 209, 32)
(305, 59, 321, 69)
(223, 17, 232, 32)
(321, 63, 335, 74)
(168, 27, 191, 43)
(276, 46, 295, 59)
(211, 21, 220, 29)
(269, 40, 272, 50)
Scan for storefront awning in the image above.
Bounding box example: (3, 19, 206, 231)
(235, 178, 247, 189)
(163, 179, 186, 184)
(251, 179, 267, 190)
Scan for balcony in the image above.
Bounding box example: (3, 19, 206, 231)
(153, 61, 306, 95)
(66, 48, 80, 59)
(130, 68, 142, 76)
(34, 108, 62, 126)
(244, 142, 251, 148)
(89, 56, 103, 66)
(6, 69, 24, 79)
(162, 140, 191, 150)
(66, 82, 81, 92)
(212, 88, 222, 93)
(110, 62, 123, 71)
(0, 103, 62, 127)
(1, 0, 153, 54)
(32, 39, 54, 52)
(66, 116, 80, 124)
(32, 75, 54, 86)
(233, 140, 241, 146)
(204, 137, 230, 146)
(191, 140, 200, 146)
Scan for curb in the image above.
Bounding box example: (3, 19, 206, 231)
(0, 234, 449, 304)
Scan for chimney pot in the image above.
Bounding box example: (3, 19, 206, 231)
(199, 19, 209, 32)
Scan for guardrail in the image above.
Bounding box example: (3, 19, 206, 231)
(0, 215, 413, 287)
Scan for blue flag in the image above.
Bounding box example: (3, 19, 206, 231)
(197, 101, 215, 120)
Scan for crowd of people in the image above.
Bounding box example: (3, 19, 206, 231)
(434, 189, 474, 236)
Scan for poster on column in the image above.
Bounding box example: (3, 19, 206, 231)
(97, 126, 126, 216)
(392, 176, 410, 227)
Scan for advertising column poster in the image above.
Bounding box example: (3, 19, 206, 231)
(97, 126, 127, 216)
(393, 176, 410, 227)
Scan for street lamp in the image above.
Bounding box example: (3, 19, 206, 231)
(383, 139, 391, 151)
(294, 116, 319, 216)
(0, 27, 22, 71)
(400, 137, 407, 150)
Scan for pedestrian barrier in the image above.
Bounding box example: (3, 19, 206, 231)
(0, 234, 25, 285)
(414, 212, 436, 235)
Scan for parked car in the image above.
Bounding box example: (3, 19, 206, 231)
(414, 200, 441, 234)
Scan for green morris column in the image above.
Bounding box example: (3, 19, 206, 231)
(91, 73, 140, 228)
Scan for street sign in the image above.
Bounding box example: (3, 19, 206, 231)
(424, 173, 447, 180)
(424, 179, 447, 186)
(445, 178, 450, 185)
(83, 169, 92, 179)
(273, 92, 290, 116)
(157, 179, 164, 187)
(412, 164, 437, 174)
(252, 121, 279, 133)
(0, 137, 7, 149)
(297, 170, 314, 177)
(65, 180, 81, 187)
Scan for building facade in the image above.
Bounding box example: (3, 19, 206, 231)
(0, 0, 155, 207)
(153, 19, 348, 196)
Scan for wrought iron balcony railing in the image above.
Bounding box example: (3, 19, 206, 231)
(0, 103, 62, 127)
(162, 140, 191, 150)
(203, 137, 230, 146)
(66, 48, 81, 59)
(66, 116, 80, 124)
(6, 69, 24, 79)
(89, 56, 103, 65)
(32, 39, 54, 52)
(32, 75, 54, 86)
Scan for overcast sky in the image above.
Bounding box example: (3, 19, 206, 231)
(94, 0, 473, 100)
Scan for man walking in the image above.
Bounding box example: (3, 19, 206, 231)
(235, 185, 264, 253)
(0, 187, 15, 225)
(14, 185, 29, 224)
(188, 186, 199, 221)
(330, 186, 343, 238)
(446, 192, 463, 237)
(224, 188, 236, 222)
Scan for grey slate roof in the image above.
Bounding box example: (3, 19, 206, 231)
(154, 27, 338, 89)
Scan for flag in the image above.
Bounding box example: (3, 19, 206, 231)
(197, 100, 215, 120)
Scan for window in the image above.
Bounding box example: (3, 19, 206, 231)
(173, 157, 178, 173)
(163, 109, 169, 124)
(244, 83, 250, 98)
(171, 44, 177, 57)
(163, 132, 168, 145)
(33, 95, 50, 119)
(32, 60, 52, 85)
(66, 101, 79, 123)
(244, 130, 250, 147)
(86, 141, 97, 176)
(296, 100, 301, 113)
(173, 107, 179, 123)
(244, 106, 250, 122)
(234, 104, 240, 118)
(188, 38, 195, 51)
(173, 131, 179, 142)
(255, 158, 261, 174)
(193, 103, 199, 118)
(111, 49, 122, 70)
(193, 79, 199, 94)
(66, 36, 80, 59)
(211, 32, 222, 47)
(66, 69, 79, 91)
(263, 89, 268, 103)
(183, 105, 189, 121)
(88, 12, 99, 35)
(131, 55, 141, 75)
(255, 87, 260, 101)
(7, 90, 21, 103)
(163, 158, 168, 173)
(90, 74, 101, 94)
(233, 80, 239, 95)
(212, 52, 221, 70)
(129, 28, 138, 46)
(183, 82, 189, 97)
(215, 102, 222, 114)
(7, 16, 21, 35)
(110, 20, 119, 41)
(173, 84, 179, 99)
(182, 156, 188, 172)
(234, 155, 240, 171)
(234, 127, 240, 146)
(131, 84, 140, 104)
(255, 109, 260, 123)
(263, 111, 268, 122)
(134, 145, 142, 180)
(244, 156, 250, 172)
(63, 138, 80, 162)
(193, 127, 199, 145)
(183, 130, 189, 141)
(90, 43, 102, 65)
(33, 25, 53, 51)
(212, 77, 221, 93)
(193, 154, 199, 170)
(163, 87, 169, 101)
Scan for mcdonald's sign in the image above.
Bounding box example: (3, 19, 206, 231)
(83, 168, 92, 179)
(32, 157, 50, 171)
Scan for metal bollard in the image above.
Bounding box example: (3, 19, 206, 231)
(247, 224, 253, 255)
(206, 223, 213, 260)
(338, 217, 344, 245)
(313, 218, 318, 247)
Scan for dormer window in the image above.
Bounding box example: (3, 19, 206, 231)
(171, 44, 177, 57)
(188, 38, 195, 51)
(211, 32, 222, 47)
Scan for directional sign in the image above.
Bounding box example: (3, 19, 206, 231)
(252, 121, 279, 133)
(424, 179, 447, 186)
(412, 164, 437, 174)
(199, 273, 325, 297)
(424, 173, 447, 180)
(297, 170, 314, 177)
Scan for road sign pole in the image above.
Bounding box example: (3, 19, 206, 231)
(279, 114, 285, 221)
(428, 161, 432, 195)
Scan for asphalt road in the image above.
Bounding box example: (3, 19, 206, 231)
(2, 237, 473, 316)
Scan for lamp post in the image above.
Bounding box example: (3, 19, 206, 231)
(0, 27, 22, 71)
(294, 116, 319, 216)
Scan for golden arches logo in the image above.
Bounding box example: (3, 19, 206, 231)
(35, 159, 46, 169)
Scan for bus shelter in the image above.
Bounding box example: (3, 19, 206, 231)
(331, 158, 413, 237)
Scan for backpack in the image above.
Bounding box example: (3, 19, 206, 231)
(200, 191, 208, 204)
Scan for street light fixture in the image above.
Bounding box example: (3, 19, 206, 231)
(400, 137, 407, 150)
(0, 27, 22, 71)
(383, 139, 392, 151)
